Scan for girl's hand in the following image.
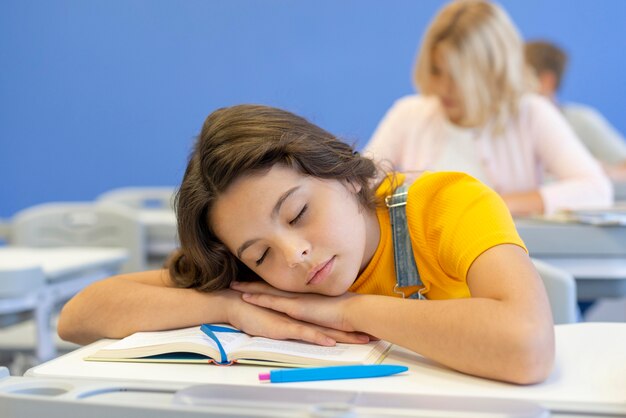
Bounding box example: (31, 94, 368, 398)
(230, 281, 361, 335)
(225, 284, 369, 346)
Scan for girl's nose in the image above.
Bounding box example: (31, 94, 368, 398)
(281, 236, 310, 268)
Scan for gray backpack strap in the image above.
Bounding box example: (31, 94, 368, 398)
(385, 184, 426, 300)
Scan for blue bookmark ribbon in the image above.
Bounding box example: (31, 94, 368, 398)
(200, 324, 243, 364)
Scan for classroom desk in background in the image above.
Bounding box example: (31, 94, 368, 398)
(515, 217, 626, 300)
(19, 323, 626, 417)
(515, 217, 626, 257)
(0, 247, 128, 362)
(539, 257, 626, 300)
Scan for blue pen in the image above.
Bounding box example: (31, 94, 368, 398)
(258, 364, 408, 383)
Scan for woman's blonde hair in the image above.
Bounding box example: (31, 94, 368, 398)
(414, 0, 529, 131)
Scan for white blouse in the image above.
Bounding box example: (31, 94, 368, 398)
(364, 93, 613, 214)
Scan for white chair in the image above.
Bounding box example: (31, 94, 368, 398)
(11, 202, 145, 273)
(5, 203, 141, 363)
(531, 258, 578, 324)
(97, 187, 179, 270)
(614, 181, 626, 201)
(97, 187, 177, 210)
(0, 247, 128, 363)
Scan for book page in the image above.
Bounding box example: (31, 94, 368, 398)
(100, 326, 250, 352)
(233, 337, 389, 363)
(100, 327, 212, 350)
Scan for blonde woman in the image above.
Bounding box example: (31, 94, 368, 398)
(364, 0, 612, 216)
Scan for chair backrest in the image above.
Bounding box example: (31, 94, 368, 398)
(531, 258, 578, 324)
(614, 181, 626, 201)
(97, 187, 177, 210)
(11, 202, 146, 273)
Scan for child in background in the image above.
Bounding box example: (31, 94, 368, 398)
(525, 40, 626, 182)
(364, 0, 612, 216)
(59, 104, 554, 384)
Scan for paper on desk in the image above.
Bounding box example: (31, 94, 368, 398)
(530, 208, 626, 226)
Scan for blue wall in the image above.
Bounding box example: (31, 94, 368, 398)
(1, 0, 624, 217)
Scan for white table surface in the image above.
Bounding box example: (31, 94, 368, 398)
(0, 247, 128, 281)
(26, 322, 626, 416)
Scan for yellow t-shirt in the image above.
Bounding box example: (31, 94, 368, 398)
(349, 172, 526, 300)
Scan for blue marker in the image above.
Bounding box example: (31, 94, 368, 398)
(258, 364, 408, 383)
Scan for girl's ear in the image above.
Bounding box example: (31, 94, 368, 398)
(345, 179, 362, 194)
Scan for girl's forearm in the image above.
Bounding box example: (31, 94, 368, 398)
(58, 276, 237, 345)
(344, 295, 554, 384)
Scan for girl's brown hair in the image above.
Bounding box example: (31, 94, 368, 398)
(169, 104, 379, 291)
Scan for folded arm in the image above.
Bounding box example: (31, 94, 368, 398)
(236, 244, 555, 384)
(58, 270, 370, 346)
(58, 270, 232, 345)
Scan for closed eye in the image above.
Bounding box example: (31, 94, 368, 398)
(255, 248, 269, 266)
(289, 204, 308, 225)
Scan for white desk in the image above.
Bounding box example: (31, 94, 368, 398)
(538, 257, 626, 300)
(515, 217, 626, 257)
(25, 323, 626, 416)
(516, 218, 626, 300)
(0, 247, 128, 361)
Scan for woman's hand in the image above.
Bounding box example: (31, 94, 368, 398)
(500, 190, 545, 216)
(230, 281, 362, 336)
(226, 282, 369, 346)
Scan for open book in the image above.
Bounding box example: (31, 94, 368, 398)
(86, 324, 392, 367)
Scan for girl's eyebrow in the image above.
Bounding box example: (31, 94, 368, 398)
(271, 186, 300, 218)
(236, 186, 300, 259)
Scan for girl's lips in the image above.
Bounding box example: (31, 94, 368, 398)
(307, 257, 335, 285)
